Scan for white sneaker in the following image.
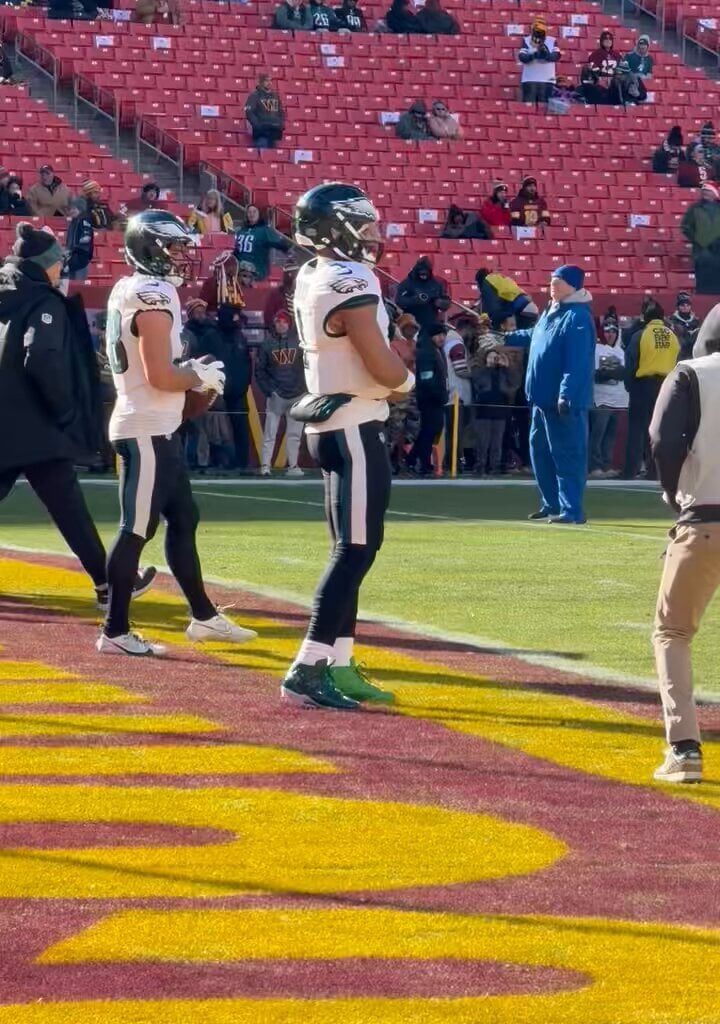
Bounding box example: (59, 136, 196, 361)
(588, 469, 606, 479)
(186, 612, 258, 644)
(286, 466, 304, 478)
(96, 632, 166, 657)
(259, 465, 271, 477)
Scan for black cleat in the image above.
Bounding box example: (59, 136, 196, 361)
(281, 659, 360, 710)
(96, 566, 157, 610)
(528, 509, 556, 521)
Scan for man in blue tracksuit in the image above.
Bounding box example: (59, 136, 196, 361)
(505, 265, 595, 524)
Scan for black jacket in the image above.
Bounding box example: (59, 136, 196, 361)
(472, 364, 519, 419)
(183, 311, 252, 402)
(65, 213, 94, 273)
(0, 259, 102, 472)
(0, 191, 31, 215)
(334, 3, 366, 29)
(396, 257, 449, 331)
(415, 343, 448, 406)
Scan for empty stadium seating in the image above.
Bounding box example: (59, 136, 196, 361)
(3, 0, 720, 308)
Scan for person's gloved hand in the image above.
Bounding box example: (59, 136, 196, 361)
(557, 398, 571, 417)
(190, 358, 226, 395)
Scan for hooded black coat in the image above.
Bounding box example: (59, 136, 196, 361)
(0, 259, 102, 472)
(395, 256, 449, 331)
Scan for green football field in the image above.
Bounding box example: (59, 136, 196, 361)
(2, 478, 719, 696)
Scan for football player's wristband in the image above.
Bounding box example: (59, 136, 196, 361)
(395, 371, 415, 394)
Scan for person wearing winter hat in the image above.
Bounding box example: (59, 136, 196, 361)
(256, 310, 306, 477)
(125, 181, 165, 213)
(504, 265, 595, 523)
(0, 222, 155, 604)
(395, 99, 432, 141)
(589, 312, 627, 478)
(698, 122, 720, 178)
(682, 183, 720, 295)
(0, 175, 31, 215)
(81, 180, 118, 230)
(652, 125, 684, 175)
(668, 292, 701, 360)
(396, 255, 450, 332)
(625, 34, 654, 77)
(509, 176, 550, 229)
(678, 143, 715, 190)
(26, 164, 73, 218)
(479, 182, 512, 229)
(64, 196, 94, 281)
(517, 18, 561, 104)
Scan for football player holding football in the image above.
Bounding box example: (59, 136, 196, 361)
(97, 210, 257, 656)
(281, 183, 414, 709)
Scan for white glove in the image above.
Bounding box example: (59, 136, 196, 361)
(190, 359, 226, 395)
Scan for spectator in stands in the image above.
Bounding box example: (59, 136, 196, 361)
(668, 292, 701, 360)
(623, 298, 680, 479)
(233, 205, 291, 282)
(614, 57, 647, 105)
(256, 311, 306, 477)
(588, 30, 622, 99)
(472, 349, 519, 476)
(510, 176, 550, 229)
(81, 181, 119, 231)
(65, 198, 94, 281)
(682, 183, 720, 295)
(475, 268, 538, 328)
(126, 181, 163, 213)
(518, 18, 560, 104)
(181, 300, 233, 473)
(396, 255, 450, 332)
(245, 73, 285, 150)
(699, 122, 720, 178)
(388, 314, 420, 473)
(0, 41, 15, 84)
(27, 165, 72, 219)
(625, 34, 654, 78)
(0, 177, 31, 215)
(188, 190, 234, 235)
(274, 0, 314, 30)
(479, 181, 512, 229)
(134, 0, 181, 24)
(264, 256, 298, 326)
(652, 126, 684, 175)
(678, 143, 714, 189)
(416, 0, 460, 35)
(216, 303, 253, 472)
(396, 100, 432, 141)
(441, 204, 491, 240)
(335, 0, 366, 30)
(442, 319, 472, 471)
(427, 99, 462, 139)
(589, 314, 626, 478)
(386, 0, 422, 34)
(236, 261, 256, 292)
(310, 0, 340, 29)
(409, 323, 449, 476)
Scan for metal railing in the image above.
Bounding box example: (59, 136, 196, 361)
(73, 73, 120, 155)
(135, 117, 185, 201)
(199, 161, 251, 219)
(15, 31, 58, 110)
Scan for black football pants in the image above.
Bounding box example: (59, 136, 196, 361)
(306, 420, 392, 645)
(0, 458, 107, 586)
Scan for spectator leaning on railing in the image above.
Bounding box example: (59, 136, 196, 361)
(518, 19, 560, 105)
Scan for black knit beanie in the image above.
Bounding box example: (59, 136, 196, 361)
(12, 222, 65, 270)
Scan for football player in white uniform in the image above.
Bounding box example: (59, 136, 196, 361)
(281, 183, 414, 709)
(97, 210, 257, 656)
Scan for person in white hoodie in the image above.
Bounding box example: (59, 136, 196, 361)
(518, 20, 561, 104)
(588, 313, 627, 477)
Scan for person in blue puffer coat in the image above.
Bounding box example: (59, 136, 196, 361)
(504, 265, 596, 524)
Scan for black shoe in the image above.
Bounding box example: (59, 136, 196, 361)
(548, 514, 587, 525)
(528, 509, 557, 521)
(281, 659, 359, 710)
(96, 566, 157, 610)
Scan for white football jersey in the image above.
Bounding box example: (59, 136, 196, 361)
(106, 274, 185, 441)
(294, 258, 390, 433)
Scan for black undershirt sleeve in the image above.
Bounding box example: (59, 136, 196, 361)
(648, 364, 700, 500)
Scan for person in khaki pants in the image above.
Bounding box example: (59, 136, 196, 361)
(649, 307, 720, 784)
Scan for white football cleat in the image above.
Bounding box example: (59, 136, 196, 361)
(259, 465, 272, 476)
(186, 612, 258, 644)
(286, 466, 304, 477)
(96, 632, 166, 657)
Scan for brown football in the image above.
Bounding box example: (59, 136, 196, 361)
(183, 354, 219, 421)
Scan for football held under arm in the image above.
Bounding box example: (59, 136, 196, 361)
(329, 302, 412, 392)
(136, 311, 201, 392)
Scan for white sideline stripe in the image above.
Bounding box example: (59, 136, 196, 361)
(72, 476, 663, 491)
(2, 539, 719, 706)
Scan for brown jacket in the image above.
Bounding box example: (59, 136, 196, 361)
(26, 178, 73, 218)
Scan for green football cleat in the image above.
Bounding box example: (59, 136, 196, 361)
(281, 659, 359, 711)
(330, 659, 395, 704)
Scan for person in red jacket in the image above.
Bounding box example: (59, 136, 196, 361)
(587, 29, 622, 102)
(480, 182, 512, 229)
(509, 176, 550, 228)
